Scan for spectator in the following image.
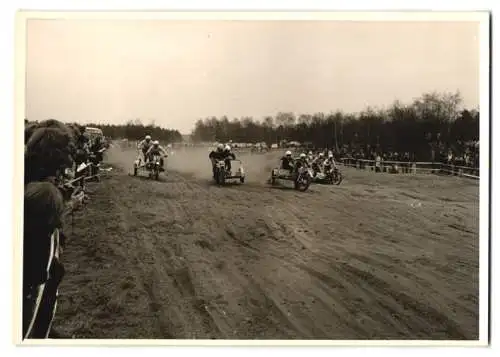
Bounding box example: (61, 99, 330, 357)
(375, 154, 382, 172)
(23, 182, 65, 339)
(23, 119, 76, 339)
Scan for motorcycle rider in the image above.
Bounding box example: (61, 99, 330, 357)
(324, 152, 338, 168)
(209, 143, 225, 178)
(294, 152, 310, 175)
(280, 150, 295, 175)
(308, 151, 314, 163)
(209, 143, 225, 159)
(137, 135, 153, 164)
(222, 144, 236, 173)
(324, 152, 339, 178)
(145, 140, 168, 169)
(311, 152, 325, 176)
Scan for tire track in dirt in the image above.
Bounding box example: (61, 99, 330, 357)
(54, 148, 479, 339)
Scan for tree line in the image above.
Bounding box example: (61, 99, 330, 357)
(85, 119, 183, 142)
(191, 91, 479, 161)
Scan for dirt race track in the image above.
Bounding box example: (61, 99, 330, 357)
(53, 147, 479, 340)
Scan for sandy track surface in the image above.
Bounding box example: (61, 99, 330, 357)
(53, 147, 479, 339)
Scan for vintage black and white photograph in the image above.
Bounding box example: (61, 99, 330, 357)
(18, 11, 489, 344)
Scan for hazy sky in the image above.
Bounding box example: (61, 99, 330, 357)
(25, 19, 480, 134)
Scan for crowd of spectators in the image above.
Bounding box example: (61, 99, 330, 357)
(331, 140, 479, 169)
(23, 119, 104, 339)
(300, 139, 479, 176)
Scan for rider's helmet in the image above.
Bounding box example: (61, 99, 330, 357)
(153, 140, 159, 146)
(285, 150, 292, 157)
(217, 143, 224, 152)
(224, 145, 231, 152)
(308, 151, 313, 156)
(328, 152, 334, 158)
(300, 153, 306, 159)
(319, 152, 324, 158)
(145, 135, 151, 142)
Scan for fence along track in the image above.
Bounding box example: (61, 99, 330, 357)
(339, 158, 479, 180)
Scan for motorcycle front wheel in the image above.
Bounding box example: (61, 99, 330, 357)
(217, 170, 225, 186)
(333, 172, 343, 185)
(294, 175, 311, 192)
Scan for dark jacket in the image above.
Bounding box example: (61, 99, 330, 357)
(295, 158, 309, 170)
(223, 151, 236, 160)
(280, 156, 294, 170)
(209, 150, 225, 161)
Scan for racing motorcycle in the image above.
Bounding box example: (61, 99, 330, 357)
(323, 162, 343, 185)
(294, 166, 313, 191)
(145, 153, 163, 180)
(270, 165, 313, 192)
(212, 158, 246, 186)
(214, 160, 227, 185)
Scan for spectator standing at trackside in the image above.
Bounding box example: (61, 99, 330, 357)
(392, 152, 399, 173)
(24, 121, 73, 339)
(359, 150, 366, 170)
(375, 154, 382, 173)
(447, 150, 455, 175)
(403, 152, 410, 173)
